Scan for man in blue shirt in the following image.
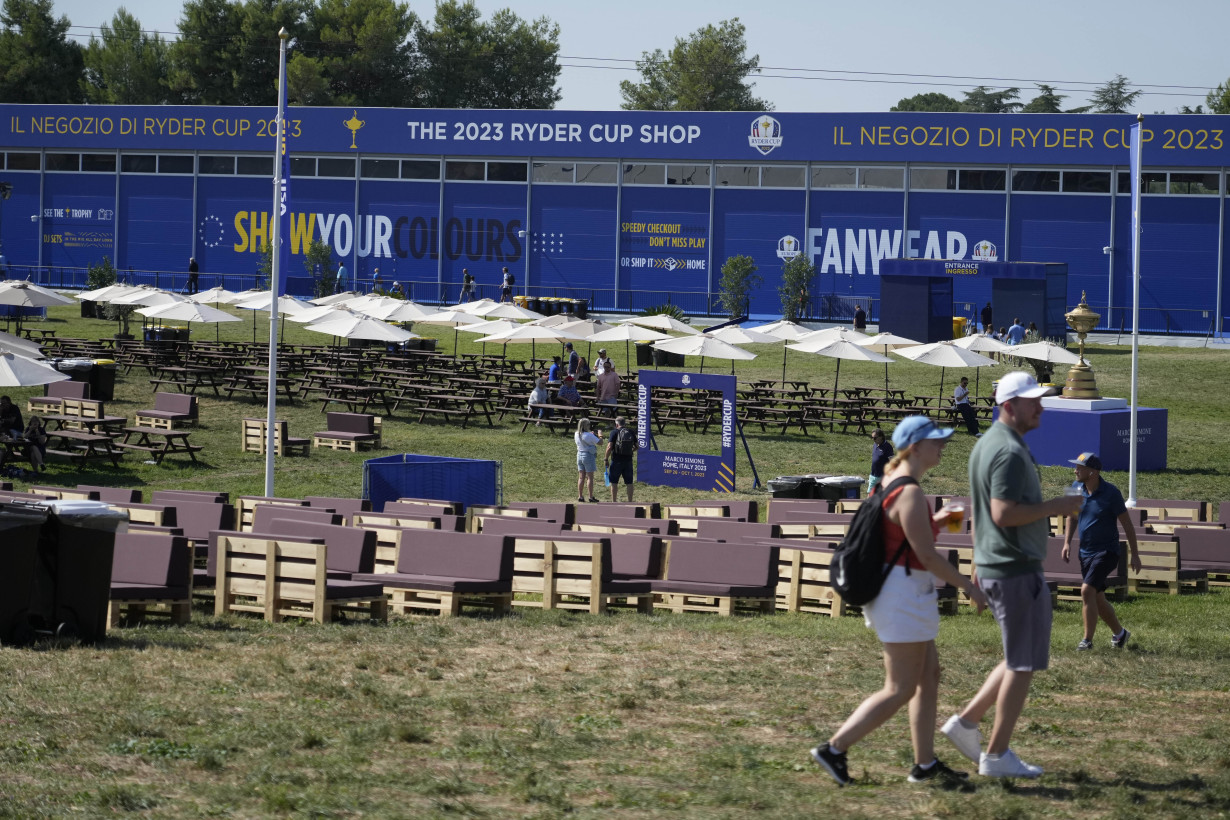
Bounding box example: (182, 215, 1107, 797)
(1006, 318, 1026, 345)
(867, 428, 893, 492)
(547, 356, 563, 382)
(1061, 451, 1142, 651)
(335, 261, 347, 294)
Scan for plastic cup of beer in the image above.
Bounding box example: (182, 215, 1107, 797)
(944, 502, 965, 533)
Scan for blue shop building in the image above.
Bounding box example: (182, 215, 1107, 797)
(2, 105, 1227, 333)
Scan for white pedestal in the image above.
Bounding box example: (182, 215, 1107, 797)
(1042, 396, 1128, 411)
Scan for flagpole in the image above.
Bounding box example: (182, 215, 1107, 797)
(264, 27, 290, 497)
(1127, 113, 1143, 507)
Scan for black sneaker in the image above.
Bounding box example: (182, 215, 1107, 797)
(908, 758, 969, 784)
(1112, 627, 1131, 649)
(810, 744, 852, 786)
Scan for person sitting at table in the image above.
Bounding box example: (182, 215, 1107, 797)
(528, 377, 552, 423)
(547, 356, 563, 382)
(556, 375, 584, 407)
(389, 281, 404, 298)
(0, 395, 22, 439)
(575, 356, 591, 383)
(22, 416, 47, 473)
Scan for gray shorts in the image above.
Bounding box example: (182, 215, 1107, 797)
(979, 571, 1052, 672)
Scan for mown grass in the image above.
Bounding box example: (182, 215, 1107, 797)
(2, 593, 1230, 818)
(2, 305, 1229, 817)
(9, 304, 1230, 507)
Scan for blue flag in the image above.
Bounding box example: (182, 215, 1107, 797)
(1129, 119, 1142, 271)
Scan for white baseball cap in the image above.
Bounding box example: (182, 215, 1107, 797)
(995, 371, 1057, 404)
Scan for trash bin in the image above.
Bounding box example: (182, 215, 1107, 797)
(0, 501, 50, 647)
(28, 500, 127, 645)
(90, 359, 117, 401)
(653, 348, 684, 367)
(529, 297, 542, 313)
(815, 475, 864, 502)
(575, 299, 588, 319)
(53, 357, 94, 385)
(768, 476, 817, 499)
(513, 295, 528, 308)
(80, 300, 97, 319)
(562, 299, 576, 316)
(952, 317, 967, 339)
(636, 342, 654, 366)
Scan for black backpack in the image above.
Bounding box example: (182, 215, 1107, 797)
(831, 476, 918, 606)
(506, 272, 515, 285)
(612, 427, 636, 458)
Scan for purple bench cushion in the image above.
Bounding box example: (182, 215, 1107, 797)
(664, 541, 778, 588)
(396, 532, 513, 581)
(324, 579, 386, 600)
(326, 412, 375, 435)
(305, 496, 371, 524)
(111, 582, 190, 600)
(111, 532, 191, 588)
(607, 533, 662, 579)
(480, 517, 565, 537)
(351, 572, 512, 593)
(174, 499, 236, 543)
(695, 520, 781, 542)
(251, 504, 341, 533)
(650, 579, 775, 597)
(267, 519, 376, 575)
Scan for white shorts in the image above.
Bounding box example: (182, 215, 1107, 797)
(862, 565, 940, 643)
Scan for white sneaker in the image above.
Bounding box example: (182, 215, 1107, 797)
(979, 748, 1043, 778)
(940, 714, 982, 763)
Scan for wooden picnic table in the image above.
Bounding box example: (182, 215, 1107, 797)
(44, 429, 124, 469)
(149, 365, 223, 396)
(416, 393, 495, 428)
(116, 427, 203, 465)
(223, 366, 297, 402)
(521, 402, 587, 433)
(41, 412, 125, 436)
(318, 382, 393, 415)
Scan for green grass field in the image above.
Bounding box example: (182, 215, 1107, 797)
(2, 304, 1229, 818)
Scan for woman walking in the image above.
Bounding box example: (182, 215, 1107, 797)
(811, 415, 988, 786)
(574, 418, 602, 503)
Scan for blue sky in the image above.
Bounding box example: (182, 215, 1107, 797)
(51, 0, 1230, 113)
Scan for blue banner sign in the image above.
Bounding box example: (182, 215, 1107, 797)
(636, 370, 736, 492)
(879, 260, 1057, 280)
(3, 105, 1227, 166)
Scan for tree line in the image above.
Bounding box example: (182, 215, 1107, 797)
(0, 2, 1226, 114)
(0, 0, 562, 108)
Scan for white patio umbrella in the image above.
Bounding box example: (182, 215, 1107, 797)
(953, 334, 1013, 395)
(1009, 341, 1081, 364)
(529, 313, 582, 328)
(705, 325, 784, 375)
(652, 333, 756, 373)
(231, 293, 311, 343)
(472, 301, 545, 322)
(754, 319, 812, 340)
(619, 314, 702, 336)
(858, 332, 922, 393)
(0, 330, 47, 360)
(193, 285, 244, 305)
(587, 323, 671, 372)
(795, 325, 871, 345)
(284, 304, 356, 325)
(414, 308, 490, 357)
(109, 286, 181, 306)
(458, 318, 521, 358)
(453, 297, 498, 314)
(365, 300, 437, 323)
(310, 290, 360, 306)
(137, 298, 243, 342)
(305, 314, 415, 343)
(0, 348, 70, 387)
(895, 341, 998, 397)
(557, 318, 615, 361)
(0, 282, 74, 335)
(76, 283, 141, 302)
(474, 323, 588, 364)
(786, 338, 892, 398)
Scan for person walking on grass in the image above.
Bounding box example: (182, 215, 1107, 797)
(812, 415, 988, 787)
(574, 418, 601, 503)
(604, 416, 636, 503)
(939, 372, 1084, 779)
(1062, 451, 1141, 651)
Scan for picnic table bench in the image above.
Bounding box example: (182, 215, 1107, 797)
(148, 365, 222, 396)
(521, 403, 586, 433)
(417, 393, 495, 428)
(44, 429, 124, 469)
(116, 427, 203, 465)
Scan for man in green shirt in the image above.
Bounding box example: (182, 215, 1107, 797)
(940, 372, 1083, 779)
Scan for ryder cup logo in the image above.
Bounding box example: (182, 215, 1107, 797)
(776, 235, 801, 260)
(972, 240, 998, 261)
(681, 374, 691, 386)
(748, 115, 783, 155)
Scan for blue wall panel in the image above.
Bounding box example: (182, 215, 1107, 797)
(711, 188, 805, 316)
(41, 173, 116, 270)
(528, 185, 617, 301)
(1114, 194, 1220, 333)
(808, 190, 905, 313)
(117, 174, 192, 275)
(440, 183, 525, 299)
(618, 186, 710, 312)
(910, 192, 1005, 311)
(2, 171, 43, 270)
(1010, 194, 1111, 320)
(195, 175, 268, 282)
(355, 179, 439, 287)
